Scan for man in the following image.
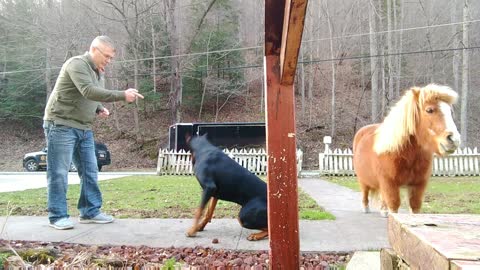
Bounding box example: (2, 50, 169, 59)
(43, 36, 143, 230)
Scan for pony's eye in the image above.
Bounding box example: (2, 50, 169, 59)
(426, 107, 434, 114)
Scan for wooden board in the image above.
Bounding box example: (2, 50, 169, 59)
(264, 0, 308, 268)
(451, 260, 480, 270)
(388, 214, 480, 270)
(280, 0, 308, 85)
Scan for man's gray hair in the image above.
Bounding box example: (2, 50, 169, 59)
(90, 36, 115, 51)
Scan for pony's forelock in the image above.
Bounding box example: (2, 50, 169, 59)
(418, 84, 458, 108)
(373, 84, 458, 155)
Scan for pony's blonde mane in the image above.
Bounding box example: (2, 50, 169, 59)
(373, 84, 458, 154)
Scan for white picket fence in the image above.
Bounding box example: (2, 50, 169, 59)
(319, 144, 480, 177)
(157, 148, 303, 176)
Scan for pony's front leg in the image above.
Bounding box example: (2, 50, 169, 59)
(380, 182, 401, 217)
(380, 200, 388, 217)
(408, 182, 427, 213)
(360, 185, 370, 213)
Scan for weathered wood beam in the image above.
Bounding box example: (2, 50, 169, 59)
(280, 0, 308, 85)
(265, 0, 308, 268)
(264, 55, 299, 270)
(265, 0, 286, 56)
(388, 214, 480, 270)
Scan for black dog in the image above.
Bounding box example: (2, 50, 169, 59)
(185, 135, 268, 241)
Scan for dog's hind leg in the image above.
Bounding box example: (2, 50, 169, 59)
(198, 197, 217, 231)
(247, 229, 268, 241)
(238, 197, 268, 241)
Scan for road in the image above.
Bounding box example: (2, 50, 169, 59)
(0, 172, 156, 192)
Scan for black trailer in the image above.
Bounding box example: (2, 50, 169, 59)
(168, 122, 265, 151)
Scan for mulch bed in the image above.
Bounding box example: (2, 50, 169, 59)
(0, 240, 351, 269)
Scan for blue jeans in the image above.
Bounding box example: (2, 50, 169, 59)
(45, 122, 102, 223)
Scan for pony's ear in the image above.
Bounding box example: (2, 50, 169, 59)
(408, 87, 422, 108)
(410, 87, 421, 97)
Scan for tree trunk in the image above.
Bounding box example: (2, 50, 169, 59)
(376, 0, 386, 114)
(133, 48, 141, 142)
(387, 0, 394, 102)
(324, 1, 336, 137)
(369, 0, 379, 122)
(300, 48, 305, 117)
(149, 4, 157, 99)
(198, 32, 213, 119)
(45, 47, 52, 102)
(165, 0, 182, 124)
(460, 0, 469, 146)
(307, 50, 314, 128)
(396, 0, 404, 96)
(113, 79, 121, 132)
(381, 46, 386, 114)
(360, 29, 366, 98)
(451, 0, 460, 92)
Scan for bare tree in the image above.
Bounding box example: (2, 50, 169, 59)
(396, 0, 405, 96)
(164, 0, 218, 124)
(322, 1, 337, 137)
(387, 0, 394, 103)
(300, 47, 305, 117)
(461, 0, 470, 146)
(45, 47, 53, 102)
(369, 0, 379, 122)
(198, 31, 213, 119)
(451, 0, 461, 92)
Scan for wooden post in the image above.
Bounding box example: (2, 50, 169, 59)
(265, 56, 300, 269)
(265, 0, 308, 268)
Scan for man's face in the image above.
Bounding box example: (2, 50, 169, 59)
(92, 44, 115, 73)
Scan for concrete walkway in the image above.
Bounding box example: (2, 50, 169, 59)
(0, 178, 389, 252)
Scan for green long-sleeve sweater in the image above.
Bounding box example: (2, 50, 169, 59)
(44, 52, 125, 130)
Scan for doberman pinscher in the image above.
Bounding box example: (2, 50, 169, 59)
(185, 134, 268, 241)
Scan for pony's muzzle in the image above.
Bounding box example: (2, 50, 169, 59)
(446, 131, 461, 147)
(441, 131, 460, 154)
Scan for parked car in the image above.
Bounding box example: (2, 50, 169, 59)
(23, 142, 111, 172)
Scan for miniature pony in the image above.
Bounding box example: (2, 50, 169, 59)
(353, 84, 460, 216)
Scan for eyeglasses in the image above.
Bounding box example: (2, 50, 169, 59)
(95, 46, 115, 61)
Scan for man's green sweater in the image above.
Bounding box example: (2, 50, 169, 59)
(44, 52, 125, 130)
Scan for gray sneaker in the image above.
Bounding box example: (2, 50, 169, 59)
(79, 212, 114, 224)
(49, 217, 74, 230)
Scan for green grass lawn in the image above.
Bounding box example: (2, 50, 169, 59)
(324, 176, 480, 214)
(0, 176, 334, 220)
